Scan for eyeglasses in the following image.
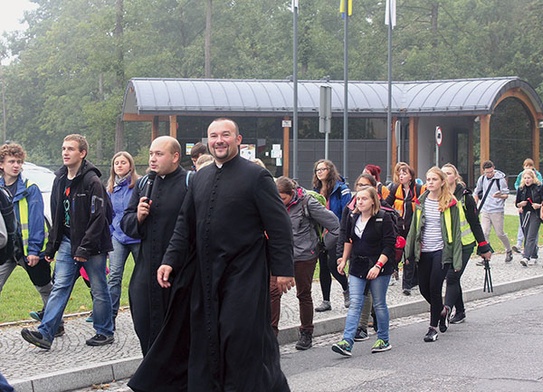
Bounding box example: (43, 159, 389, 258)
(315, 167, 329, 173)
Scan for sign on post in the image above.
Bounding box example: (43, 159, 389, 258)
(319, 86, 332, 134)
(435, 126, 443, 146)
(435, 126, 443, 166)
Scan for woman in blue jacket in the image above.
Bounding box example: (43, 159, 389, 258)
(106, 151, 140, 325)
(312, 159, 351, 312)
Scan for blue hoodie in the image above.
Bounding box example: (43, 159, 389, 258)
(108, 177, 140, 245)
(315, 179, 351, 222)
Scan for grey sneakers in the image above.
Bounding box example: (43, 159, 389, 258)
(315, 300, 332, 312)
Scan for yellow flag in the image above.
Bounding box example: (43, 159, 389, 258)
(339, 0, 352, 16)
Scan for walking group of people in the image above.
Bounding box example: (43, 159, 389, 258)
(1, 118, 536, 391)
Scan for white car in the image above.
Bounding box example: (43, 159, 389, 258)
(22, 162, 56, 222)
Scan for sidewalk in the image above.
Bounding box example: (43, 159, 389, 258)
(2, 248, 543, 392)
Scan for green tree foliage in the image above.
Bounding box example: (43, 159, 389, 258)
(0, 0, 542, 164)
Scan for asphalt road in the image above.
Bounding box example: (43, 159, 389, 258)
(71, 285, 543, 392)
(282, 286, 543, 392)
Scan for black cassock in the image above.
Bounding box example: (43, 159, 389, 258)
(121, 166, 190, 355)
(129, 154, 294, 392)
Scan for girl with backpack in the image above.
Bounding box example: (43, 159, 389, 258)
(332, 186, 396, 356)
(312, 159, 351, 312)
(271, 176, 339, 350)
(385, 163, 424, 296)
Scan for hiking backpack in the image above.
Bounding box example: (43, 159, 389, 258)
(300, 189, 327, 249)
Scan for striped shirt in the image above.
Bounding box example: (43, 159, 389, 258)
(421, 198, 444, 252)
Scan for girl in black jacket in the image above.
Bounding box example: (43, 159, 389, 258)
(515, 169, 543, 266)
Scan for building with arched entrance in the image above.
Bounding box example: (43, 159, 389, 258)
(122, 76, 543, 188)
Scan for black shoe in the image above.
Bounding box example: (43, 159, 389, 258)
(505, 250, 513, 263)
(450, 311, 466, 324)
(354, 327, 369, 342)
(54, 324, 65, 338)
(295, 331, 312, 350)
(439, 306, 451, 333)
(423, 327, 438, 342)
(402, 289, 411, 296)
(86, 334, 114, 346)
(29, 309, 44, 322)
(21, 328, 52, 350)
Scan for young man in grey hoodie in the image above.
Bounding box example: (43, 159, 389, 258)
(474, 160, 513, 262)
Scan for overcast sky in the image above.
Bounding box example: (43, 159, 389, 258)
(0, 0, 37, 36)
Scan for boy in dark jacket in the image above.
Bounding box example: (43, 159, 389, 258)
(21, 134, 114, 350)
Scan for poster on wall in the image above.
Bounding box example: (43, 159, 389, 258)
(240, 144, 256, 161)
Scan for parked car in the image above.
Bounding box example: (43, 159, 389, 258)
(22, 162, 56, 222)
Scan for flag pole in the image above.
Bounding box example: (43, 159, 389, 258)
(343, 3, 349, 185)
(385, 0, 394, 183)
(292, 0, 299, 181)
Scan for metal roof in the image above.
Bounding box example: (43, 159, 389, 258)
(122, 77, 543, 118)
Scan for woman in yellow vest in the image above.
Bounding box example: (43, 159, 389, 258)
(442, 164, 492, 325)
(404, 166, 462, 342)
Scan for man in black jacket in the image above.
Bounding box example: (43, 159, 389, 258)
(21, 134, 114, 350)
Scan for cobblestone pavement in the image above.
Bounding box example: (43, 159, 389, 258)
(2, 246, 542, 391)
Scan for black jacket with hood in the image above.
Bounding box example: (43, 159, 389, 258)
(45, 160, 113, 260)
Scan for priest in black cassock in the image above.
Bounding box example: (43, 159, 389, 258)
(120, 136, 191, 356)
(128, 118, 295, 392)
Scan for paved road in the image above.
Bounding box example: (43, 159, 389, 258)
(69, 285, 543, 392)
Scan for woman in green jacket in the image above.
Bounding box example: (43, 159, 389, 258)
(405, 166, 462, 343)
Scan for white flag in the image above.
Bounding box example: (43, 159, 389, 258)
(385, 0, 396, 28)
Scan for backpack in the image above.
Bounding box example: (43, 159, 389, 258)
(375, 206, 406, 268)
(301, 189, 327, 250)
(0, 187, 17, 266)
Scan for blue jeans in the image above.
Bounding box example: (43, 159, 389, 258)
(108, 238, 140, 317)
(343, 273, 391, 346)
(39, 237, 113, 342)
(0, 371, 14, 392)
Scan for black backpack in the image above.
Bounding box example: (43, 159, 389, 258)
(374, 206, 406, 268)
(0, 187, 18, 265)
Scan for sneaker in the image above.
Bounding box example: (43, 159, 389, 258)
(331, 340, 352, 357)
(85, 334, 114, 346)
(54, 324, 65, 338)
(295, 331, 312, 350)
(450, 311, 466, 324)
(21, 328, 52, 350)
(423, 327, 438, 342)
(512, 245, 522, 254)
(371, 339, 391, 353)
(530, 258, 538, 265)
(86, 312, 93, 323)
(29, 310, 44, 322)
(439, 306, 451, 333)
(505, 250, 513, 263)
(354, 327, 369, 342)
(520, 257, 529, 267)
(315, 300, 332, 312)
(402, 289, 411, 296)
